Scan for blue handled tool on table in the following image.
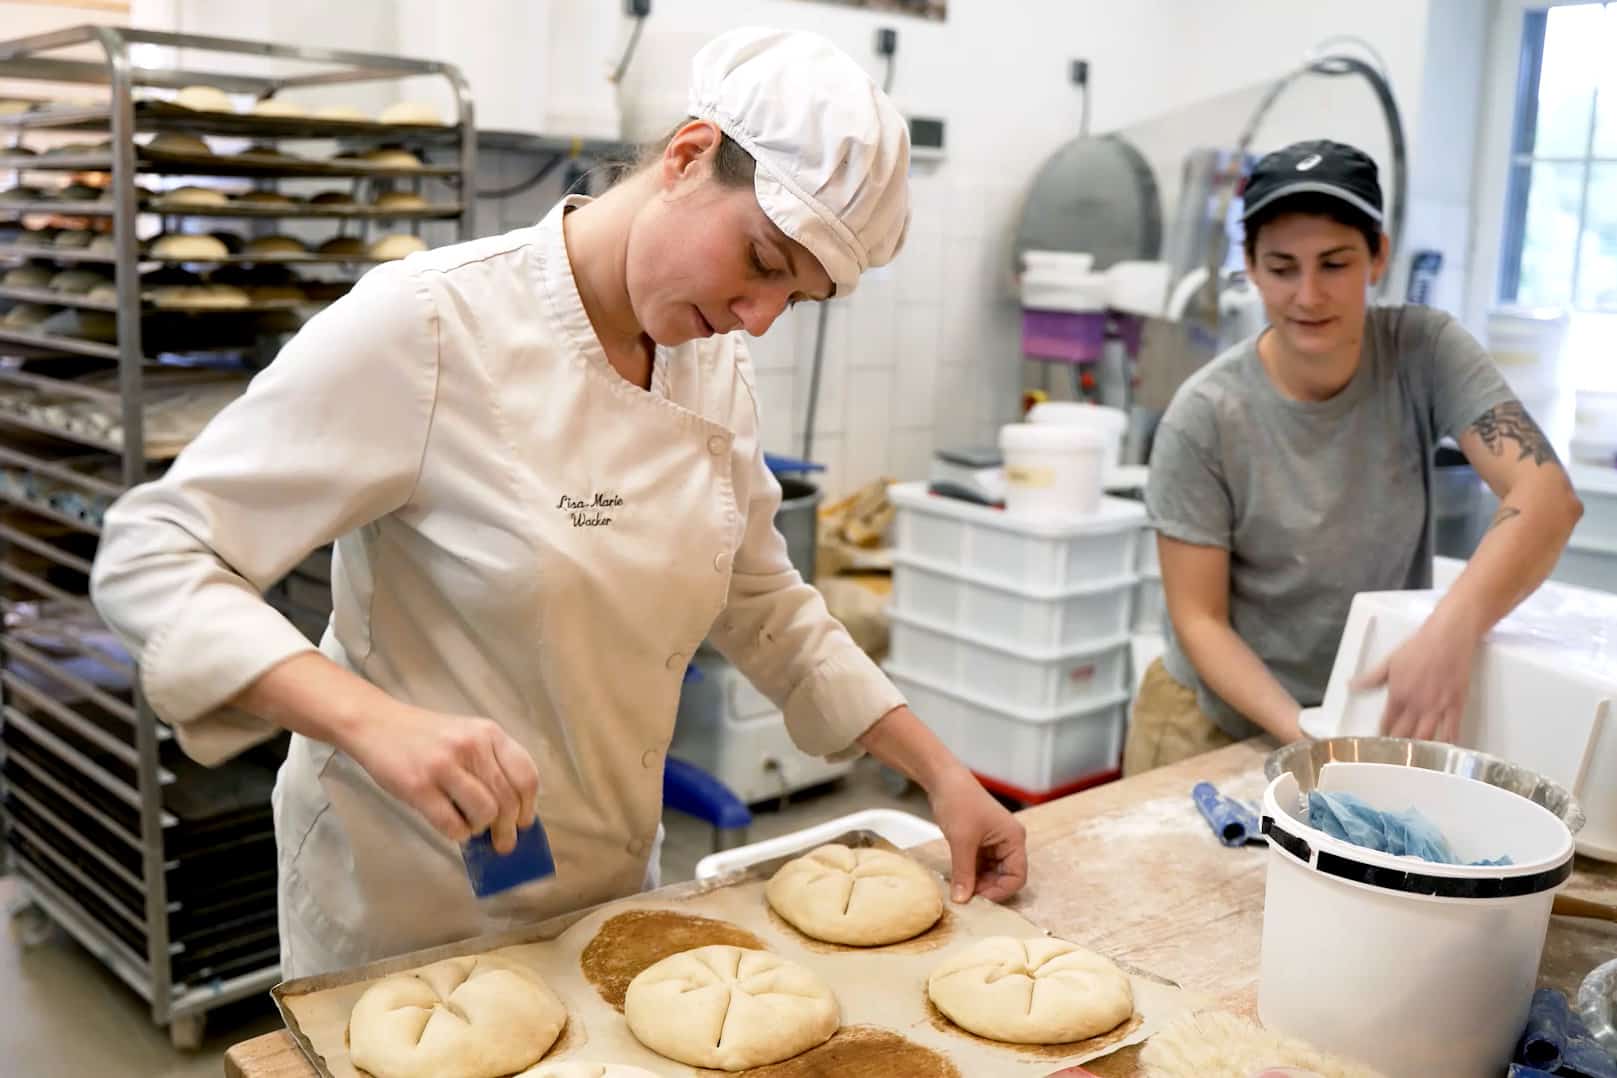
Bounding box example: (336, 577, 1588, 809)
(1191, 782, 1267, 847)
(1515, 988, 1617, 1078)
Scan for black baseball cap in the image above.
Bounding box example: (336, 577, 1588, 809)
(1239, 139, 1383, 224)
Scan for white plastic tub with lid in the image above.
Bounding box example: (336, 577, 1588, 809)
(1027, 401, 1128, 474)
(999, 422, 1108, 518)
(1259, 761, 1575, 1077)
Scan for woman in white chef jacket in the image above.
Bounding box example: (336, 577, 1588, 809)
(90, 28, 1027, 977)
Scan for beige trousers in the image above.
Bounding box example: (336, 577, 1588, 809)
(1122, 658, 1237, 777)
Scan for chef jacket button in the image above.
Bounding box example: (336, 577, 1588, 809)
(707, 435, 726, 455)
(665, 652, 683, 671)
(627, 837, 646, 857)
(642, 749, 659, 769)
(713, 551, 730, 572)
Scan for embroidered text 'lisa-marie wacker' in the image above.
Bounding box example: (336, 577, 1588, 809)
(557, 492, 623, 527)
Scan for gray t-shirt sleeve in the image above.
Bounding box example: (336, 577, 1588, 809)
(1410, 306, 1519, 440)
(1146, 416, 1233, 550)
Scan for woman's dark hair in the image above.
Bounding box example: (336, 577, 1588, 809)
(1242, 192, 1382, 260)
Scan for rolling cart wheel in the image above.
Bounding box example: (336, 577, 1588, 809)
(7, 900, 56, 948)
(169, 1013, 207, 1051)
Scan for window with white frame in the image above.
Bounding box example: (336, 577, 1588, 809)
(1500, 1, 1617, 311)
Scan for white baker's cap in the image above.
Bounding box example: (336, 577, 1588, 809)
(687, 26, 910, 297)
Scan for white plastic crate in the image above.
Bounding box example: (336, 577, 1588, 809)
(886, 664, 1127, 793)
(887, 609, 1129, 713)
(1551, 539, 1617, 594)
(1570, 464, 1617, 550)
(892, 554, 1134, 653)
(1133, 572, 1164, 631)
(1135, 525, 1159, 576)
(890, 481, 1145, 591)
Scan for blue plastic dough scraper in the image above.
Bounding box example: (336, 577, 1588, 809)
(461, 819, 555, 898)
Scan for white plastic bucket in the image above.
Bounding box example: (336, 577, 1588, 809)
(1259, 762, 1575, 1077)
(999, 423, 1107, 518)
(1027, 402, 1128, 473)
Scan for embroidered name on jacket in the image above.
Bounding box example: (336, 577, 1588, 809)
(557, 492, 623, 527)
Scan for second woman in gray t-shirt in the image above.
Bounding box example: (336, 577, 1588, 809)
(1127, 139, 1582, 775)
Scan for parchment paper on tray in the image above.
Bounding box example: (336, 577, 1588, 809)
(274, 831, 1207, 1077)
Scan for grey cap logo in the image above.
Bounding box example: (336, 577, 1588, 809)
(1296, 153, 1323, 171)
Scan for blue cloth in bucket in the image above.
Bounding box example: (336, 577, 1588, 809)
(1516, 987, 1617, 1078)
(1306, 790, 1513, 867)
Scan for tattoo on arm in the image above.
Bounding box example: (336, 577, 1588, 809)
(1469, 402, 1559, 466)
(1488, 506, 1522, 532)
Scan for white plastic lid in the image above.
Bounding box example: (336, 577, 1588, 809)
(999, 422, 1109, 452)
(1021, 250, 1094, 273)
(1027, 402, 1127, 432)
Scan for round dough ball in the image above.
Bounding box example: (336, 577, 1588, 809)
(151, 284, 248, 309)
(380, 101, 445, 125)
(369, 233, 428, 260)
(2, 303, 52, 328)
(235, 190, 298, 207)
(49, 269, 110, 295)
(152, 233, 229, 261)
(52, 230, 94, 249)
(147, 132, 211, 157)
(927, 936, 1133, 1045)
(515, 1064, 661, 1078)
(160, 186, 230, 208)
(348, 954, 566, 1078)
(374, 190, 429, 210)
(315, 104, 370, 122)
(244, 235, 307, 258)
(624, 946, 837, 1071)
(86, 284, 119, 306)
(0, 185, 43, 203)
(175, 85, 235, 113)
(362, 147, 423, 169)
(318, 235, 367, 258)
(251, 98, 305, 118)
(766, 844, 943, 946)
(310, 190, 355, 207)
(4, 265, 53, 288)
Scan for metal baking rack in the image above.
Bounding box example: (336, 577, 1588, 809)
(0, 24, 475, 1048)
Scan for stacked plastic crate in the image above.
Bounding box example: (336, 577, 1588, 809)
(883, 482, 1148, 804)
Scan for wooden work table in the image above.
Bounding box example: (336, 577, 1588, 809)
(225, 738, 1617, 1077)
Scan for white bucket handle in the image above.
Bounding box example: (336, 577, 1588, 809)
(1572, 699, 1613, 802)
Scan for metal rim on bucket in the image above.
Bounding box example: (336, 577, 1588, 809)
(1265, 736, 1586, 835)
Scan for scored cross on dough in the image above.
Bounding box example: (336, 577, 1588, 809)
(926, 936, 1134, 1045)
(765, 844, 943, 946)
(623, 945, 838, 1071)
(347, 954, 566, 1078)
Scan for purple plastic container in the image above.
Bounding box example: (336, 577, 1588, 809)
(1022, 308, 1106, 363)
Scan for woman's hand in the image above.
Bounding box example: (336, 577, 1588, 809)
(1352, 619, 1480, 744)
(927, 768, 1028, 903)
(338, 705, 540, 852)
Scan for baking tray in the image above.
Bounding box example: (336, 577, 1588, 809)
(272, 830, 1206, 1077)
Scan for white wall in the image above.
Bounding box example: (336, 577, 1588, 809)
(105, 0, 1466, 498)
(1403, 0, 1494, 321)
